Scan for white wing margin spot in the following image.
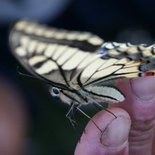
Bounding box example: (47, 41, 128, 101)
(35, 60, 58, 74)
(29, 56, 47, 66)
(15, 47, 27, 57)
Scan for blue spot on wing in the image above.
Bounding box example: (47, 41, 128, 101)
(97, 47, 109, 55)
(139, 65, 149, 72)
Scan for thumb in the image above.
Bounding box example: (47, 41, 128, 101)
(74, 108, 131, 155)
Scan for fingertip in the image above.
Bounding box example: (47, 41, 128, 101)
(74, 108, 131, 155)
(116, 77, 155, 101)
(100, 109, 131, 147)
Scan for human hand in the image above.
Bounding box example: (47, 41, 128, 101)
(0, 77, 27, 155)
(74, 77, 155, 155)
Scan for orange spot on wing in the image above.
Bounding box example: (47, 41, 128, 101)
(143, 72, 155, 77)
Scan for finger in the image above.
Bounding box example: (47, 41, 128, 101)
(113, 77, 155, 155)
(74, 108, 131, 155)
(0, 77, 27, 155)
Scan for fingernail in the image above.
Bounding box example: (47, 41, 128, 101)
(101, 116, 130, 147)
(131, 77, 155, 100)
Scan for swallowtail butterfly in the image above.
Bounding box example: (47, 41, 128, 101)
(9, 20, 155, 117)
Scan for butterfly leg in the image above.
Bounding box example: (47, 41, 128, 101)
(93, 101, 117, 118)
(76, 106, 102, 133)
(66, 103, 88, 143)
(66, 102, 78, 128)
(66, 102, 108, 132)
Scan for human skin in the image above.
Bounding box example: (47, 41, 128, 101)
(74, 76, 155, 155)
(0, 77, 28, 155)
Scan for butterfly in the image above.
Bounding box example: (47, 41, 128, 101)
(9, 20, 155, 124)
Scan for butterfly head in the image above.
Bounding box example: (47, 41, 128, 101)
(49, 87, 74, 105)
(50, 87, 61, 97)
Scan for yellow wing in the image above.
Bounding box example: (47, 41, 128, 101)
(9, 20, 155, 91)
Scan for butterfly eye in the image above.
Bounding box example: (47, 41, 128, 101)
(50, 87, 60, 97)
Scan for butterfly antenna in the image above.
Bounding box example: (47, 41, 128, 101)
(16, 66, 38, 79)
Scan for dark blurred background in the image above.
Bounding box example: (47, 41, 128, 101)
(0, 0, 155, 154)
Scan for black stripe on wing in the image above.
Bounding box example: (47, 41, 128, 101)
(13, 19, 104, 52)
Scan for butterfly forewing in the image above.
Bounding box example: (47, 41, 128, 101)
(9, 20, 155, 104)
(9, 20, 104, 88)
